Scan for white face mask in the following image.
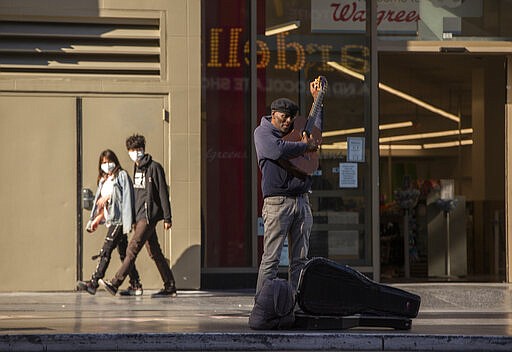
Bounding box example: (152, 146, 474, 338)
(101, 162, 116, 174)
(129, 150, 144, 162)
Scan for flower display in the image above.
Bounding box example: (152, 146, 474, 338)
(394, 188, 420, 210)
(436, 198, 458, 212)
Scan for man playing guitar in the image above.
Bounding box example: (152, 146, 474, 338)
(253, 77, 325, 295)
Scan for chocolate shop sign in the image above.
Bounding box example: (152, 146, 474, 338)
(312, 0, 420, 34)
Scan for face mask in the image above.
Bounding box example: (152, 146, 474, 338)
(129, 150, 144, 162)
(101, 162, 116, 174)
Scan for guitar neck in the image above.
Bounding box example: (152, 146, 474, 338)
(303, 90, 325, 135)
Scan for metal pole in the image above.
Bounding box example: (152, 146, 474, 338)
(446, 211, 451, 277)
(76, 97, 83, 282)
(367, 0, 380, 282)
(404, 209, 410, 278)
(250, 0, 258, 268)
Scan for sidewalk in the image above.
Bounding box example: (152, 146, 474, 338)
(1, 283, 512, 351)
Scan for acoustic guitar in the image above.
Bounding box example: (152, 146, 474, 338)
(281, 76, 328, 176)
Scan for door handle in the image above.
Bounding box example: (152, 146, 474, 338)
(82, 188, 94, 211)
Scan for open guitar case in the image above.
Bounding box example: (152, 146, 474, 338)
(294, 257, 421, 330)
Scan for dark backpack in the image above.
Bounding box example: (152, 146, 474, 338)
(248, 278, 296, 330)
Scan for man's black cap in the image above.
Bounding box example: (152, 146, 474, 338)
(271, 98, 299, 116)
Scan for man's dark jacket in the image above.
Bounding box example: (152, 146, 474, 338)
(254, 116, 312, 198)
(134, 154, 172, 225)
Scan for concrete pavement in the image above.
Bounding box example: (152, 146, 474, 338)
(1, 283, 512, 351)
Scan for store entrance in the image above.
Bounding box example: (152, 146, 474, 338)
(378, 53, 506, 282)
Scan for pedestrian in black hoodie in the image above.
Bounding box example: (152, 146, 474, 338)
(100, 134, 177, 298)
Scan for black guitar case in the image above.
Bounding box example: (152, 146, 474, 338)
(296, 257, 421, 319)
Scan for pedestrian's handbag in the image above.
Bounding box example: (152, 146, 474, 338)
(296, 257, 420, 318)
(248, 278, 295, 330)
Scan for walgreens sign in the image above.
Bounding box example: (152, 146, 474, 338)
(312, 0, 420, 34)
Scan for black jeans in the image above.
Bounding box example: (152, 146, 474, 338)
(112, 220, 175, 289)
(91, 225, 141, 287)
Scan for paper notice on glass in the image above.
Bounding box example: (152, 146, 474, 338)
(257, 217, 264, 236)
(339, 162, 358, 188)
(347, 137, 365, 162)
(328, 230, 359, 259)
(279, 238, 289, 266)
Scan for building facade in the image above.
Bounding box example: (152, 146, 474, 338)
(1, 0, 512, 291)
(0, 0, 201, 290)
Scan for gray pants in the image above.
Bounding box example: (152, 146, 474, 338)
(256, 194, 313, 294)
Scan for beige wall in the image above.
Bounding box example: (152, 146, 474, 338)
(0, 96, 77, 291)
(0, 0, 201, 290)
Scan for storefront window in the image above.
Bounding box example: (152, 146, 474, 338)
(378, 53, 506, 281)
(416, 0, 512, 40)
(260, 0, 374, 268)
(202, 0, 508, 282)
(313, 0, 512, 41)
(202, 0, 376, 271)
(202, 0, 253, 267)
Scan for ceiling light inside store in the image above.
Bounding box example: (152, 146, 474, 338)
(327, 61, 461, 123)
(322, 121, 413, 138)
(423, 139, 473, 149)
(380, 144, 422, 150)
(321, 143, 347, 150)
(379, 121, 414, 130)
(379, 128, 472, 143)
(322, 142, 422, 150)
(322, 127, 364, 137)
(265, 20, 300, 36)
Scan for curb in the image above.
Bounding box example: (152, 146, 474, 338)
(1, 332, 512, 351)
